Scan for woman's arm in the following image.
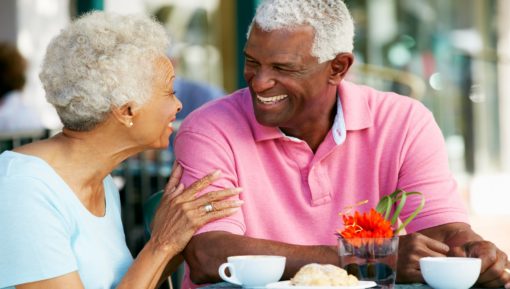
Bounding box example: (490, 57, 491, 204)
(14, 244, 176, 289)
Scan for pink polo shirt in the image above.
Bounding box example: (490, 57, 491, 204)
(174, 81, 469, 289)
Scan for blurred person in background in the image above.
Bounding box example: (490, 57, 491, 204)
(174, 0, 510, 288)
(0, 11, 242, 289)
(0, 42, 44, 132)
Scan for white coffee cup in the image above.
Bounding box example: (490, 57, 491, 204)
(419, 257, 481, 289)
(218, 255, 286, 288)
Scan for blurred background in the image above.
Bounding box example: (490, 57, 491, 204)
(1, 0, 508, 256)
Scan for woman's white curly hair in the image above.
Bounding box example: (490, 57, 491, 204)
(249, 0, 354, 63)
(39, 11, 169, 131)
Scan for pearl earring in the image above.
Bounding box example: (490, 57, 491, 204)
(128, 121, 134, 127)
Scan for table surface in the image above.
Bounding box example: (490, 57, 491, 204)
(201, 281, 503, 289)
(201, 283, 428, 289)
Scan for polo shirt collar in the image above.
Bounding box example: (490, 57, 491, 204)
(246, 81, 373, 142)
(339, 81, 373, 131)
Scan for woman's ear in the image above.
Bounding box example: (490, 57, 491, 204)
(328, 53, 354, 85)
(111, 102, 137, 128)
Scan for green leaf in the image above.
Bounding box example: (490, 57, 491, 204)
(395, 191, 425, 234)
(391, 191, 407, 225)
(375, 195, 392, 220)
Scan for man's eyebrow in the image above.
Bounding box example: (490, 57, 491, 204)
(244, 51, 255, 59)
(273, 61, 298, 68)
(244, 52, 298, 67)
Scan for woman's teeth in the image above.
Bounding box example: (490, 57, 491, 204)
(257, 94, 288, 104)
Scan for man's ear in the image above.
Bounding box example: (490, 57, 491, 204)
(328, 53, 354, 85)
(111, 102, 137, 128)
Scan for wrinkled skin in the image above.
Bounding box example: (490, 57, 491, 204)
(150, 164, 243, 254)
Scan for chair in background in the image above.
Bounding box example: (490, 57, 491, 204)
(143, 190, 185, 289)
(112, 148, 174, 256)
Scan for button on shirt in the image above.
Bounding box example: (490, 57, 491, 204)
(174, 81, 469, 288)
(278, 92, 346, 206)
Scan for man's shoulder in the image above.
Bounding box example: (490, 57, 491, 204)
(341, 81, 431, 132)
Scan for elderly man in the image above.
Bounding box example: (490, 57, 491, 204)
(174, 0, 510, 288)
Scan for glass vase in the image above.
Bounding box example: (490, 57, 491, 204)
(338, 236, 399, 289)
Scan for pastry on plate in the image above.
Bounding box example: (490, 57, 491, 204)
(290, 263, 358, 286)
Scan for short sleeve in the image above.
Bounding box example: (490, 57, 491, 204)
(0, 176, 77, 288)
(174, 128, 246, 235)
(397, 105, 470, 233)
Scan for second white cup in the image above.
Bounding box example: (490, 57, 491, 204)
(218, 255, 286, 288)
(419, 257, 481, 289)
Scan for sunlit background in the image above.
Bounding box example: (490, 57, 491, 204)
(1, 0, 508, 255)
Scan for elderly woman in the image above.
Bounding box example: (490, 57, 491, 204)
(0, 12, 241, 289)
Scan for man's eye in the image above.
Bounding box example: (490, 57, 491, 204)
(274, 66, 291, 72)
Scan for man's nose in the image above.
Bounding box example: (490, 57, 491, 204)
(250, 68, 276, 93)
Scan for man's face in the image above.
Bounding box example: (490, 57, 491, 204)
(243, 25, 333, 129)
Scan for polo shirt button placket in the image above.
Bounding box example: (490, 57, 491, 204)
(308, 165, 332, 206)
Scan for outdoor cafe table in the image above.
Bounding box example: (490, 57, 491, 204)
(202, 282, 504, 289)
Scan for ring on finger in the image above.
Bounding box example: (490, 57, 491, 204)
(505, 268, 510, 275)
(204, 203, 214, 213)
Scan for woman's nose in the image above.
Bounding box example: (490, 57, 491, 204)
(176, 98, 183, 113)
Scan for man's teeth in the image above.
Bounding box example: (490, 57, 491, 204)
(257, 94, 288, 104)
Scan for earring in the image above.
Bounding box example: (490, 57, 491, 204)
(128, 121, 134, 127)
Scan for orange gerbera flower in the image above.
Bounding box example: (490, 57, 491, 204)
(337, 190, 425, 247)
(338, 209, 393, 243)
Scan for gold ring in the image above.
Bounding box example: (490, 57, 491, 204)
(204, 203, 213, 213)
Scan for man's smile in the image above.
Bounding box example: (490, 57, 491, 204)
(256, 94, 288, 104)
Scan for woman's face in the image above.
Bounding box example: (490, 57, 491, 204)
(132, 56, 182, 149)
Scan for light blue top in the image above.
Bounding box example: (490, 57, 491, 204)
(0, 151, 133, 289)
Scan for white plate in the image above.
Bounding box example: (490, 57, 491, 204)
(265, 280, 377, 289)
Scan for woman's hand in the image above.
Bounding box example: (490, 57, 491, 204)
(149, 163, 243, 255)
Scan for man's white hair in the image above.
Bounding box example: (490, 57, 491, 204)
(250, 0, 354, 63)
(39, 11, 169, 131)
